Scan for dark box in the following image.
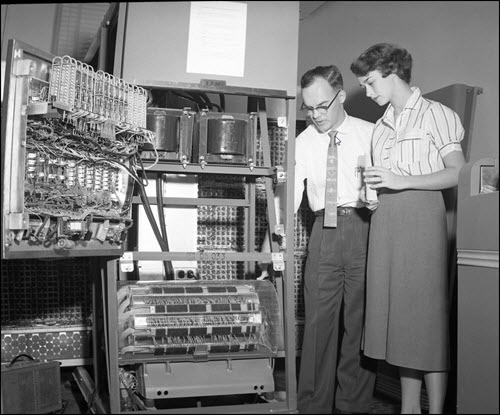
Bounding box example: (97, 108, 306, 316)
(1, 359, 61, 414)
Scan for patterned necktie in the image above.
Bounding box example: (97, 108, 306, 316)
(324, 130, 339, 227)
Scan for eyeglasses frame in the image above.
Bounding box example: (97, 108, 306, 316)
(300, 89, 341, 115)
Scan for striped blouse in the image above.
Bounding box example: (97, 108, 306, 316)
(372, 87, 464, 176)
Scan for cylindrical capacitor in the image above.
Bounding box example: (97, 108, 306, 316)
(94, 166, 103, 190)
(146, 109, 179, 152)
(102, 169, 110, 191)
(207, 118, 246, 155)
(77, 165, 86, 187)
(57, 239, 75, 249)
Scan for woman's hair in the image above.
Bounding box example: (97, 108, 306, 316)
(300, 65, 344, 91)
(350, 43, 412, 83)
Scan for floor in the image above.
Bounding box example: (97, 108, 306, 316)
(57, 365, 402, 415)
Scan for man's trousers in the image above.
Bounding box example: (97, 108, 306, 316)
(297, 208, 376, 414)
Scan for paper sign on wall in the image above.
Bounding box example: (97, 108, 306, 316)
(186, 1, 247, 77)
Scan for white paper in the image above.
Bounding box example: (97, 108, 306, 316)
(358, 153, 378, 202)
(186, 1, 247, 77)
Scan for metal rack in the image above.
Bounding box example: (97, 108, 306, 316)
(93, 81, 298, 413)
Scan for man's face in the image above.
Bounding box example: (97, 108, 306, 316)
(301, 77, 345, 134)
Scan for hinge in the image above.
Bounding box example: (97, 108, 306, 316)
(274, 166, 286, 183)
(271, 252, 285, 271)
(120, 252, 134, 272)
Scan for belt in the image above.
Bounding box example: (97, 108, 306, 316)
(314, 207, 359, 217)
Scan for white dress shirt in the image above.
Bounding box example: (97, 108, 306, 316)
(294, 112, 374, 213)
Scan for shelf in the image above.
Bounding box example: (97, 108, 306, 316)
(4, 242, 123, 259)
(135, 79, 294, 100)
(139, 161, 277, 177)
(132, 196, 251, 207)
(118, 349, 277, 366)
(120, 251, 281, 263)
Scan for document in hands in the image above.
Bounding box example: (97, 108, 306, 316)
(358, 153, 378, 202)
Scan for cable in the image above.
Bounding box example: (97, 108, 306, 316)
(156, 173, 174, 279)
(219, 94, 226, 112)
(136, 174, 166, 250)
(194, 92, 223, 112)
(136, 170, 174, 280)
(171, 90, 205, 111)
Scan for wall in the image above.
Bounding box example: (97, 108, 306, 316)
(117, 1, 299, 118)
(297, 1, 499, 161)
(1, 4, 57, 103)
(1, 4, 57, 60)
(119, 1, 298, 94)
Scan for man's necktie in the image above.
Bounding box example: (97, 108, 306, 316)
(324, 130, 340, 227)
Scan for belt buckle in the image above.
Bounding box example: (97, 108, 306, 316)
(338, 207, 350, 216)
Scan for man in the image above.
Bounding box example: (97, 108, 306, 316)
(265, 65, 377, 414)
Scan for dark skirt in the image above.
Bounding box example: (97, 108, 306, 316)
(363, 189, 450, 371)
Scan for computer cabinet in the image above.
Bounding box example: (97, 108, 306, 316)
(93, 2, 300, 412)
(94, 81, 298, 414)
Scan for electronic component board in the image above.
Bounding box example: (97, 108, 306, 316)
(117, 279, 282, 357)
(2, 39, 154, 258)
(116, 279, 283, 406)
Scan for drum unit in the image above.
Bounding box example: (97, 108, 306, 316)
(116, 279, 283, 407)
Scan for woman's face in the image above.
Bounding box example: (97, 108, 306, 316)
(357, 69, 395, 107)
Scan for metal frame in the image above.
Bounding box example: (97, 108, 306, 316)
(82, 3, 298, 411)
(1, 39, 53, 259)
(94, 84, 297, 413)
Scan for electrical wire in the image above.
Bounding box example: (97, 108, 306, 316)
(136, 169, 175, 280)
(193, 91, 223, 112)
(219, 94, 226, 112)
(156, 173, 174, 279)
(136, 175, 166, 249)
(171, 90, 205, 111)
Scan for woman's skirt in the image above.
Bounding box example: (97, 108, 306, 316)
(363, 189, 450, 371)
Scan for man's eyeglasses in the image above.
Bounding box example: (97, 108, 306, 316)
(301, 90, 341, 115)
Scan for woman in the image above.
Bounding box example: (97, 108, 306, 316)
(350, 43, 465, 414)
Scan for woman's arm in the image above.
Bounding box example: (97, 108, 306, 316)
(364, 150, 466, 191)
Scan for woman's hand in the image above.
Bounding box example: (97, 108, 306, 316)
(364, 166, 405, 190)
